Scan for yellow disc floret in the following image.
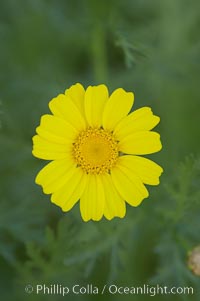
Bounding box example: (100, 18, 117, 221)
(72, 128, 119, 174)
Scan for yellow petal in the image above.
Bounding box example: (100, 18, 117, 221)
(84, 85, 109, 127)
(32, 135, 70, 160)
(114, 107, 160, 141)
(37, 114, 77, 142)
(49, 94, 86, 131)
(65, 83, 85, 117)
(80, 174, 105, 222)
(101, 173, 126, 220)
(116, 155, 163, 186)
(51, 168, 86, 212)
(119, 131, 162, 155)
(36, 127, 68, 145)
(111, 163, 149, 207)
(35, 157, 76, 194)
(103, 88, 134, 131)
(33, 114, 77, 159)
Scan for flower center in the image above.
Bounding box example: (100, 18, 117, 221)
(72, 128, 119, 174)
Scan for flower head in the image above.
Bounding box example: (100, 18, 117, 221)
(188, 246, 200, 276)
(32, 83, 163, 221)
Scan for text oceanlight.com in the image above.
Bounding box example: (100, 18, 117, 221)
(25, 284, 194, 296)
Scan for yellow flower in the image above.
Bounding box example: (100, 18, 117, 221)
(188, 246, 200, 276)
(32, 83, 163, 221)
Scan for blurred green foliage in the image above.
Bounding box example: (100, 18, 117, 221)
(0, 0, 200, 300)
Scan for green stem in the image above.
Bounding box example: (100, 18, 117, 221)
(91, 22, 108, 83)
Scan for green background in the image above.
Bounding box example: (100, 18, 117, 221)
(0, 0, 200, 300)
